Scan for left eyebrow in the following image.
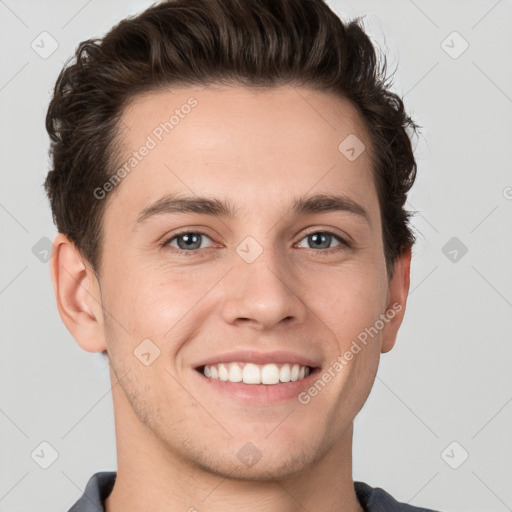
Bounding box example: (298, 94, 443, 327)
(291, 193, 371, 225)
(133, 192, 371, 228)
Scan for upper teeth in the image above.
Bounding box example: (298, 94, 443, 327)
(203, 363, 310, 385)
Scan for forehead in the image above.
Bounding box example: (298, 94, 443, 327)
(108, 84, 378, 222)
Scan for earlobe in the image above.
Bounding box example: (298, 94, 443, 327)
(381, 246, 412, 354)
(49, 233, 107, 353)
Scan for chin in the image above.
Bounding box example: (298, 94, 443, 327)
(182, 437, 323, 482)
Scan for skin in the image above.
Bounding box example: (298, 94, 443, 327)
(50, 84, 411, 512)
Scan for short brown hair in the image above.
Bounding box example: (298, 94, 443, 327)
(45, 0, 418, 279)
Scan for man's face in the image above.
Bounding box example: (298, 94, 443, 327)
(91, 85, 405, 479)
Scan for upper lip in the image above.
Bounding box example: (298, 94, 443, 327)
(193, 350, 321, 369)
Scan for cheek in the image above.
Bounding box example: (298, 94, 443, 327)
(308, 266, 388, 396)
(305, 262, 387, 329)
(101, 263, 213, 346)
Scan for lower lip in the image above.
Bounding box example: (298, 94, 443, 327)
(193, 368, 320, 403)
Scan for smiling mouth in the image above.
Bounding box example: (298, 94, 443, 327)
(196, 362, 313, 385)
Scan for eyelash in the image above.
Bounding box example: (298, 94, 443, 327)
(162, 229, 350, 257)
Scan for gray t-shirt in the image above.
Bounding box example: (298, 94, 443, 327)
(67, 471, 441, 512)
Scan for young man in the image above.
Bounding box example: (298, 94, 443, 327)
(45, 0, 441, 510)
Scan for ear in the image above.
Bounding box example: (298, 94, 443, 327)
(381, 245, 412, 354)
(49, 233, 107, 353)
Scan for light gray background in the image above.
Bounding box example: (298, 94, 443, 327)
(1, 1, 511, 511)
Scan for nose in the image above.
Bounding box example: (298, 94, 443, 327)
(219, 241, 307, 331)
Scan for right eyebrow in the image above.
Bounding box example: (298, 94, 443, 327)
(134, 194, 238, 227)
